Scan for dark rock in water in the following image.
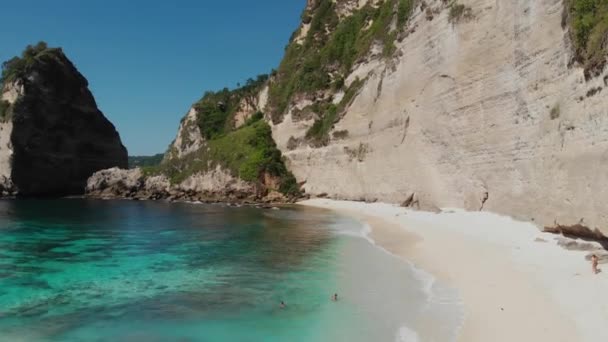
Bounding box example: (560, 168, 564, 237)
(1, 45, 127, 196)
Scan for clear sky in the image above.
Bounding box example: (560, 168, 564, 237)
(0, 1, 305, 155)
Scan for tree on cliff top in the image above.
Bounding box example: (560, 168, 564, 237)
(1, 41, 60, 85)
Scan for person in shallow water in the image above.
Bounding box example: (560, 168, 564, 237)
(332, 293, 338, 301)
(279, 301, 286, 309)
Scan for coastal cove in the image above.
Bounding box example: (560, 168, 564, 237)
(301, 199, 608, 342)
(0, 199, 462, 341)
(3, 0, 608, 341)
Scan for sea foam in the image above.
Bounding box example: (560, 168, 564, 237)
(332, 217, 464, 342)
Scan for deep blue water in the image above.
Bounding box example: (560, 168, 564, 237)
(0, 199, 461, 341)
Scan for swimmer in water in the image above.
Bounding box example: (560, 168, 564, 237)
(279, 301, 286, 309)
(332, 293, 338, 301)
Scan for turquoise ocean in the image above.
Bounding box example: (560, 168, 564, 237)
(0, 199, 462, 341)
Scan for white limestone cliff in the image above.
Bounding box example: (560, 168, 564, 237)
(0, 83, 20, 192)
(167, 107, 204, 160)
(271, 0, 608, 235)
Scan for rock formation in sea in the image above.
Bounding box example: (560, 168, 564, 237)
(88, 0, 608, 236)
(0, 42, 127, 196)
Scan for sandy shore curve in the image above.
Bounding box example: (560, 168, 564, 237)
(300, 199, 608, 342)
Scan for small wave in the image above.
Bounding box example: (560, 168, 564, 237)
(350, 223, 436, 299)
(334, 219, 463, 341)
(332, 223, 372, 242)
(396, 325, 420, 342)
(332, 222, 436, 299)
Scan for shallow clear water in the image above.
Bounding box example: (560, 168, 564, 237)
(0, 199, 462, 341)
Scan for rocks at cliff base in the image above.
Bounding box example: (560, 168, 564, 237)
(264, 190, 286, 203)
(85, 166, 291, 204)
(544, 223, 608, 245)
(0, 175, 15, 196)
(400, 193, 418, 208)
(86, 168, 149, 199)
(1, 43, 127, 196)
(86, 167, 175, 201)
(400, 192, 441, 213)
(554, 236, 604, 252)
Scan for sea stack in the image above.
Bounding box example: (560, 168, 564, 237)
(0, 42, 127, 196)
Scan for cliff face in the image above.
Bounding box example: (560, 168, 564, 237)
(85, 166, 258, 202)
(89, 77, 299, 203)
(84, 0, 608, 234)
(264, 0, 608, 235)
(1, 44, 127, 196)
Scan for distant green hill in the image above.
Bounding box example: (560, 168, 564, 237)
(128, 154, 164, 169)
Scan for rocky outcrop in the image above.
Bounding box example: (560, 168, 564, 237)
(175, 166, 255, 195)
(269, 0, 608, 236)
(86, 166, 286, 203)
(0, 45, 127, 196)
(132, 74, 299, 204)
(89, 0, 608, 233)
(165, 108, 203, 160)
(86, 168, 170, 200)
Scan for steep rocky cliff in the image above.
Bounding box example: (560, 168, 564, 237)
(87, 0, 608, 236)
(266, 0, 608, 236)
(0, 43, 127, 196)
(87, 76, 298, 203)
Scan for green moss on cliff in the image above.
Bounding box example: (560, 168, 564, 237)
(564, 0, 608, 78)
(268, 0, 413, 123)
(305, 77, 364, 146)
(306, 103, 338, 146)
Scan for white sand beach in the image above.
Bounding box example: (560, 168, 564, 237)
(300, 199, 608, 342)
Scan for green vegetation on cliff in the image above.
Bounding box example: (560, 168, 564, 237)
(268, 0, 413, 123)
(157, 118, 299, 196)
(305, 77, 364, 146)
(564, 0, 608, 78)
(1, 42, 61, 122)
(194, 75, 268, 139)
(1, 42, 61, 85)
(155, 80, 299, 197)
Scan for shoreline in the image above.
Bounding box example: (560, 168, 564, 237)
(300, 199, 608, 342)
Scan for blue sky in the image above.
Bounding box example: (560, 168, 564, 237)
(0, 1, 304, 155)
